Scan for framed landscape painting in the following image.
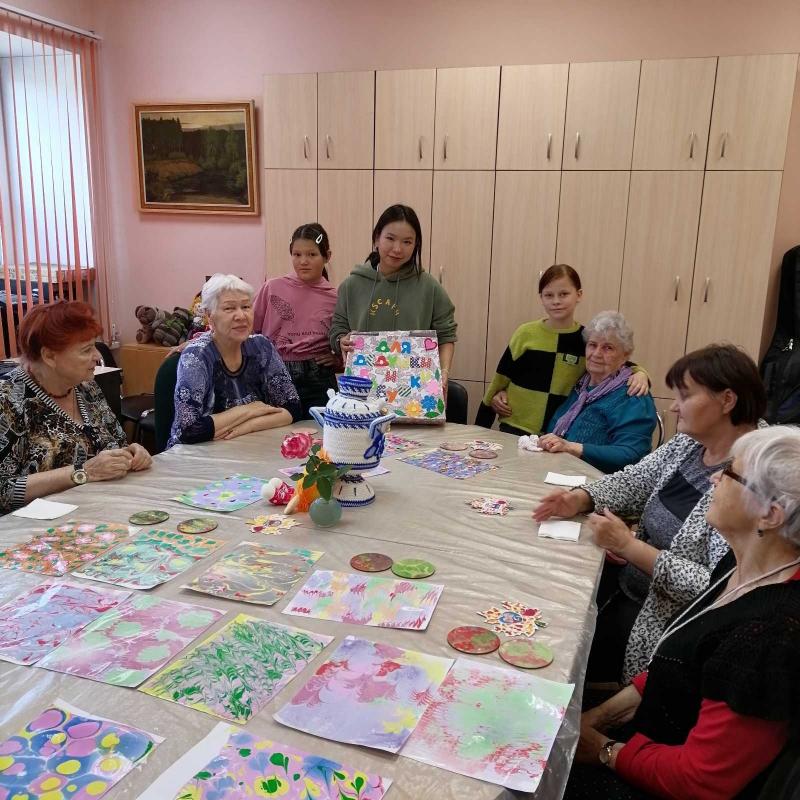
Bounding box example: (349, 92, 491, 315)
(135, 101, 258, 215)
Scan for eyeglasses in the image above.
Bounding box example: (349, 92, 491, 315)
(721, 465, 748, 487)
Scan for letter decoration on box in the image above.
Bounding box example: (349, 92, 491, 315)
(344, 330, 446, 424)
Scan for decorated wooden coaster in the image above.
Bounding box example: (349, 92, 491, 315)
(129, 510, 169, 525)
(469, 449, 498, 460)
(498, 639, 554, 669)
(391, 558, 436, 579)
(350, 552, 393, 573)
(447, 625, 501, 654)
(440, 441, 468, 451)
(177, 517, 219, 534)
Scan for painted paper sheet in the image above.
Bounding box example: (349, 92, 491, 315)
(400, 448, 499, 480)
(344, 330, 446, 423)
(0, 699, 159, 799)
(0, 521, 132, 576)
(0, 581, 130, 665)
(141, 614, 332, 723)
(136, 723, 391, 800)
(172, 474, 266, 512)
(183, 541, 323, 606)
(283, 569, 443, 630)
(37, 594, 224, 687)
(72, 530, 222, 590)
(382, 433, 424, 456)
(403, 658, 574, 792)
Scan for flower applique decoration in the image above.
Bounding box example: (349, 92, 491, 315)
(478, 601, 548, 637)
(246, 514, 302, 534)
(467, 496, 512, 516)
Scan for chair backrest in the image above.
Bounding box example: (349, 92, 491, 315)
(446, 380, 468, 425)
(653, 411, 665, 449)
(94, 341, 118, 370)
(154, 353, 180, 452)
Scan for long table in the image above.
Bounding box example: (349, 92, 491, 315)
(0, 423, 605, 799)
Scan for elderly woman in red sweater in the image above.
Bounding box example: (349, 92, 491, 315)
(565, 425, 800, 800)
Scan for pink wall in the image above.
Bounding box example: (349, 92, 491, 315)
(12, 0, 800, 345)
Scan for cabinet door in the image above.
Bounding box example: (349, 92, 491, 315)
(486, 171, 560, 379)
(563, 60, 640, 170)
(318, 71, 375, 169)
(263, 73, 316, 168)
(318, 170, 373, 285)
(556, 172, 630, 322)
(687, 171, 782, 357)
(633, 58, 716, 170)
(375, 69, 436, 169)
(373, 171, 433, 270)
(430, 172, 495, 381)
(497, 64, 568, 170)
(707, 54, 798, 170)
(620, 172, 704, 396)
(264, 169, 317, 280)
(434, 67, 500, 170)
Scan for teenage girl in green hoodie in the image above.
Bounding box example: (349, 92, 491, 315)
(329, 205, 457, 393)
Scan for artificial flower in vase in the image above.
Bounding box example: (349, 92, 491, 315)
(283, 439, 348, 526)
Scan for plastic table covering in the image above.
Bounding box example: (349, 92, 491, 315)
(0, 423, 605, 800)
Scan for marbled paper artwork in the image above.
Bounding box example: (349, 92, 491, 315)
(382, 433, 424, 456)
(173, 474, 266, 512)
(400, 449, 499, 480)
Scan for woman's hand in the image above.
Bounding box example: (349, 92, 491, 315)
(587, 507, 635, 557)
(539, 434, 583, 458)
(127, 443, 152, 471)
(84, 448, 133, 482)
(626, 371, 650, 397)
(338, 333, 354, 356)
(532, 488, 590, 522)
(490, 389, 512, 417)
(314, 352, 340, 368)
(575, 718, 611, 765)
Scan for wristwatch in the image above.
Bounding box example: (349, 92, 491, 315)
(71, 466, 88, 486)
(598, 740, 619, 767)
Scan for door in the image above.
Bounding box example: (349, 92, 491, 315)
(687, 171, 782, 358)
(556, 171, 630, 322)
(318, 70, 375, 169)
(496, 63, 568, 170)
(262, 73, 316, 168)
(317, 170, 374, 285)
(707, 53, 798, 170)
(375, 69, 436, 169)
(486, 171, 560, 379)
(633, 58, 716, 170)
(373, 171, 433, 270)
(264, 169, 317, 280)
(619, 171, 704, 396)
(434, 67, 500, 170)
(563, 60, 640, 170)
(430, 171, 495, 382)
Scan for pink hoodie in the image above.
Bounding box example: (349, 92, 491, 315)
(252, 274, 338, 361)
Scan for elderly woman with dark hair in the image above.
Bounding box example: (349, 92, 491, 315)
(169, 274, 302, 447)
(534, 344, 767, 685)
(566, 425, 800, 800)
(538, 311, 657, 473)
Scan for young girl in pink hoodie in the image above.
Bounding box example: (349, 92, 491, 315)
(252, 223, 340, 418)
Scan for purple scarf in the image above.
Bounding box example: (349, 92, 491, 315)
(552, 365, 633, 437)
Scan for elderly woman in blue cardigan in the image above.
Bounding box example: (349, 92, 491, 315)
(538, 311, 657, 474)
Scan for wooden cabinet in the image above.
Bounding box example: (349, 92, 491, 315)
(262, 73, 317, 168)
(375, 69, 436, 169)
(434, 67, 500, 170)
(633, 58, 716, 170)
(486, 171, 560, 379)
(707, 54, 798, 170)
(373, 171, 433, 270)
(620, 171, 704, 396)
(430, 172, 495, 382)
(496, 64, 568, 170)
(556, 171, 630, 322)
(563, 60, 640, 170)
(318, 170, 373, 285)
(118, 343, 170, 396)
(318, 71, 375, 169)
(264, 170, 317, 280)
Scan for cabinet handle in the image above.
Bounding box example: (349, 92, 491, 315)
(439, 266, 445, 286)
(720, 131, 728, 159)
(689, 131, 696, 160)
(546, 133, 552, 161)
(574, 131, 580, 160)
(703, 277, 710, 303)
(443, 135, 449, 161)
(418, 136, 423, 160)
(325, 134, 332, 160)
(303, 136, 310, 160)
(673, 275, 680, 302)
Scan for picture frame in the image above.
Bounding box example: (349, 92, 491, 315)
(134, 101, 258, 215)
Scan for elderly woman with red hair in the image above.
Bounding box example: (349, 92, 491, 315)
(0, 301, 151, 513)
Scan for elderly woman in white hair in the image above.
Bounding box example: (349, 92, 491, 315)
(168, 274, 301, 447)
(539, 310, 657, 473)
(565, 425, 800, 800)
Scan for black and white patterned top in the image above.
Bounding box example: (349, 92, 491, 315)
(585, 433, 730, 683)
(0, 367, 127, 513)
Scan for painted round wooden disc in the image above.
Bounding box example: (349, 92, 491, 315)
(391, 558, 436, 579)
(498, 639, 554, 669)
(469, 448, 498, 459)
(128, 510, 169, 525)
(350, 552, 393, 573)
(440, 441, 468, 451)
(447, 625, 501, 655)
(177, 517, 219, 534)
